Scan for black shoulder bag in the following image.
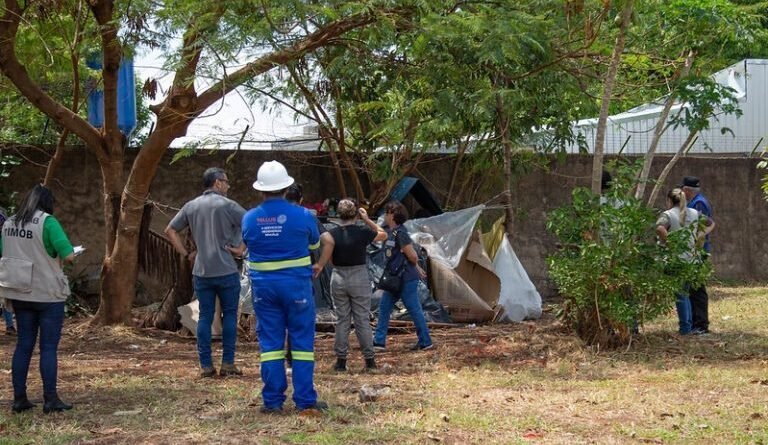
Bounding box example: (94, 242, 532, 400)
(377, 229, 405, 294)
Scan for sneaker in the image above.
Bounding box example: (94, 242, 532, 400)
(410, 343, 434, 351)
(364, 357, 377, 370)
(11, 397, 35, 413)
(299, 401, 329, 412)
(219, 364, 243, 377)
(42, 395, 73, 414)
(200, 367, 217, 378)
(691, 328, 710, 336)
(260, 406, 283, 415)
(5, 326, 16, 336)
(373, 343, 386, 352)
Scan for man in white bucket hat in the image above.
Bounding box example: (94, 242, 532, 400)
(242, 161, 326, 413)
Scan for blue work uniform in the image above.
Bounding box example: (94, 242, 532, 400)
(242, 198, 320, 410)
(687, 193, 712, 253)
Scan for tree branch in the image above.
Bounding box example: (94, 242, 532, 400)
(89, 0, 124, 153)
(194, 11, 388, 115)
(0, 0, 102, 153)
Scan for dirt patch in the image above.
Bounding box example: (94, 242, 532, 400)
(3, 287, 768, 444)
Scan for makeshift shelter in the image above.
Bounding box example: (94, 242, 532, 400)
(405, 206, 542, 323)
(178, 206, 542, 336)
(387, 176, 443, 217)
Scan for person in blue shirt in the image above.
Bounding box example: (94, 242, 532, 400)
(372, 200, 433, 352)
(242, 161, 326, 413)
(681, 176, 714, 335)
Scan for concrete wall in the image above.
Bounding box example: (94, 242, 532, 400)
(512, 155, 768, 295)
(2, 146, 766, 298)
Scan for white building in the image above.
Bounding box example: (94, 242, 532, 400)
(558, 59, 767, 155)
(270, 125, 322, 151)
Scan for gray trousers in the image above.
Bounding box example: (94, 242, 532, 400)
(331, 265, 375, 359)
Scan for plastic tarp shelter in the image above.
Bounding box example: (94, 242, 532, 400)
(406, 206, 542, 323)
(178, 207, 542, 335)
(389, 176, 443, 216)
(493, 234, 542, 322)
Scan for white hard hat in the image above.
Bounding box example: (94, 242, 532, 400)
(252, 160, 295, 192)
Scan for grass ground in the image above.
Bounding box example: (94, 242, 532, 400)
(1, 285, 768, 444)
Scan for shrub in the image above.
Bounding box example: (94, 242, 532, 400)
(546, 161, 711, 347)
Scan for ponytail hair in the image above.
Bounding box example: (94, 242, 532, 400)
(667, 188, 688, 225)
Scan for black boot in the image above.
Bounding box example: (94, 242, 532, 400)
(12, 395, 35, 413)
(365, 357, 377, 370)
(333, 358, 347, 372)
(43, 394, 73, 414)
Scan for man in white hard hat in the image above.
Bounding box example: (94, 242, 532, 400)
(242, 161, 326, 413)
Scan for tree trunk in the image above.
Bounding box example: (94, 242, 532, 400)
(591, 0, 634, 194)
(333, 94, 366, 201)
(496, 94, 515, 239)
(369, 179, 395, 212)
(646, 130, 698, 207)
(43, 130, 69, 186)
(635, 50, 695, 200)
(445, 135, 471, 209)
(324, 137, 348, 198)
(93, 153, 133, 325)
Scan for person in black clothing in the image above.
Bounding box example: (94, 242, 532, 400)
(283, 184, 328, 372)
(314, 199, 386, 371)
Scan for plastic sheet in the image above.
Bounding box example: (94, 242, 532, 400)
(493, 234, 542, 321)
(404, 205, 484, 269)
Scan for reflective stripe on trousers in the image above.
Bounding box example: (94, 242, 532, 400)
(252, 277, 317, 410)
(248, 256, 311, 272)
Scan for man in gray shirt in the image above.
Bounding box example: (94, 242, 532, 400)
(166, 167, 246, 378)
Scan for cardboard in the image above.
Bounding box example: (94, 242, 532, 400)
(453, 230, 501, 309)
(178, 298, 223, 339)
(428, 259, 495, 323)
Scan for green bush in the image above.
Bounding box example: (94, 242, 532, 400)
(546, 162, 711, 347)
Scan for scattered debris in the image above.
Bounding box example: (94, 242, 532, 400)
(359, 384, 391, 402)
(426, 432, 443, 442)
(522, 430, 544, 439)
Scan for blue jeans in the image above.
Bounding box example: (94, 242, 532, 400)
(194, 273, 241, 369)
(676, 292, 692, 335)
(11, 300, 65, 398)
(374, 279, 432, 348)
(3, 307, 13, 329)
